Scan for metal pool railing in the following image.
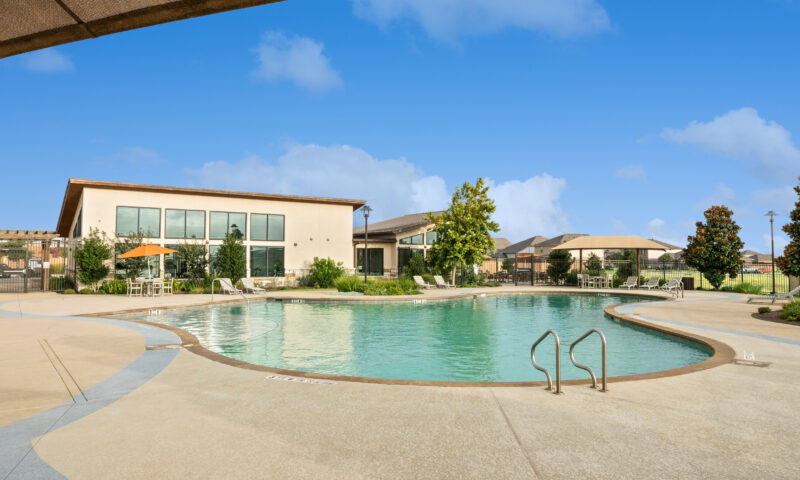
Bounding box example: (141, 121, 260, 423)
(531, 330, 561, 394)
(569, 329, 608, 392)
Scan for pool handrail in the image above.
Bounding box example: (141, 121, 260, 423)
(569, 329, 607, 392)
(531, 330, 561, 394)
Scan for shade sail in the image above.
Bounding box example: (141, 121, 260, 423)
(0, 0, 285, 59)
(118, 243, 177, 258)
(551, 236, 669, 251)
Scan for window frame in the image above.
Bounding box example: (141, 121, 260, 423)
(115, 206, 161, 238)
(165, 209, 206, 239)
(209, 211, 247, 240)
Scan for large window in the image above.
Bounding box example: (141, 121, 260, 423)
(210, 211, 246, 239)
(426, 231, 437, 245)
(250, 246, 284, 277)
(399, 233, 424, 245)
(116, 206, 160, 237)
(72, 208, 82, 238)
(164, 244, 191, 278)
(398, 248, 424, 273)
(357, 248, 384, 276)
(250, 214, 285, 241)
(165, 209, 205, 239)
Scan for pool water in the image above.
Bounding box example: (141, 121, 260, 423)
(118, 294, 712, 382)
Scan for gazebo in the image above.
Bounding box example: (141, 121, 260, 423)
(552, 236, 668, 284)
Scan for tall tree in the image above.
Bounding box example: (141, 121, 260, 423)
(115, 231, 147, 279)
(684, 205, 744, 290)
(74, 228, 112, 291)
(215, 233, 246, 283)
(426, 178, 499, 284)
(547, 250, 573, 284)
(177, 241, 209, 285)
(776, 177, 800, 278)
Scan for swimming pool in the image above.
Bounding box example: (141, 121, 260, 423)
(116, 294, 712, 383)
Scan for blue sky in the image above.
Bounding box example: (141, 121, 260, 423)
(1, 0, 799, 253)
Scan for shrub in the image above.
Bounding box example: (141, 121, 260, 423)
(501, 258, 516, 274)
(99, 279, 127, 294)
(190, 287, 205, 294)
(79, 288, 91, 294)
(215, 233, 246, 283)
(565, 269, 579, 286)
(308, 257, 345, 288)
(758, 307, 771, 314)
(334, 276, 367, 293)
(63, 288, 75, 295)
(547, 250, 573, 285)
(780, 301, 800, 321)
(585, 253, 603, 274)
(75, 228, 112, 291)
(421, 273, 435, 285)
(177, 241, 209, 285)
(402, 252, 426, 276)
(732, 283, 763, 295)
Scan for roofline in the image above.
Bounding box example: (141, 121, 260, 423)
(353, 221, 434, 237)
(56, 178, 366, 236)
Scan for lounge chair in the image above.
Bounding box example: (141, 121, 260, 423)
(241, 278, 266, 294)
(413, 275, 433, 289)
(642, 277, 660, 290)
(620, 276, 638, 290)
(660, 278, 682, 296)
(218, 278, 243, 295)
(433, 275, 454, 288)
(747, 285, 800, 304)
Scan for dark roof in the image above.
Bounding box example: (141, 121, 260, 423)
(353, 211, 443, 236)
(495, 236, 548, 256)
(56, 178, 366, 236)
(537, 233, 588, 247)
(1, 0, 285, 59)
(648, 238, 683, 250)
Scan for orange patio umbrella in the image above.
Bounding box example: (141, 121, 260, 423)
(118, 244, 177, 278)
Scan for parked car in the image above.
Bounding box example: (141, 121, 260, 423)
(0, 258, 42, 278)
(742, 266, 760, 274)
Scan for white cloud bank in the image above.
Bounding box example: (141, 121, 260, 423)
(252, 32, 342, 93)
(661, 107, 800, 182)
(352, 0, 610, 40)
(615, 164, 645, 179)
(20, 48, 73, 73)
(185, 144, 568, 241)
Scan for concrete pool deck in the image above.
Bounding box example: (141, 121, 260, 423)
(1, 288, 798, 479)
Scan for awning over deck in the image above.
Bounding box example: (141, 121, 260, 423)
(551, 236, 668, 251)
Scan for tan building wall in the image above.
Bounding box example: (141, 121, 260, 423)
(354, 225, 435, 277)
(71, 186, 356, 279)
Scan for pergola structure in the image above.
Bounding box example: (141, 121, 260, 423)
(552, 235, 668, 284)
(0, 0, 285, 59)
(0, 230, 60, 241)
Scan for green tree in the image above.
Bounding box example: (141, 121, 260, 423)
(609, 249, 637, 279)
(658, 253, 674, 263)
(426, 178, 499, 284)
(115, 232, 147, 279)
(177, 241, 208, 285)
(685, 205, 744, 290)
(308, 257, 345, 287)
(215, 233, 246, 283)
(585, 253, 603, 274)
(547, 250, 573, 284)
(776, 177, 800, 278)
(501, 258, 516, 274)
(74, 228, 112, 291)
(402, 252, 426, 276)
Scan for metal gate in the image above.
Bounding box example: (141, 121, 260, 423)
(0, 239, 75, 293)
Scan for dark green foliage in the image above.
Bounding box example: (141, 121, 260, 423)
(776, 177, 800, 278)
(566, 269, 579, 286)
(585, 253, 603, 276)
(216, 233, 246, 283)
(781, 301, 800, 321)
(99, 279, 127, 294)
(0, 240, 26, 261)
(501, 258, 515, 274)
(758, 306, 771, 314)
(402, 252, 426, 276)
(48, 276, 75, 292)
(115, 232, 147, 279)
(732, 283, 762, 294)
(308, 257, 345, 287)
(79, 288, 91, 294)
(658, 253, 674, 263)
(334, 276, 421, 295)
(609, 250, 637, 279)
(547, 250, 573, 285)
(75, 228, 112, 291)
(177, 241, 208, 285)
(685, 205, 745, 290)
(63, 288, 75, 295)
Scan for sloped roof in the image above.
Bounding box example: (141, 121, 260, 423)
(553, 236, 668, 251)
(353, 211, 443, 236)
(0, 0, 284, 59)
(537, 233, 588, 248)
(495, 235, 548, 256)
(493, 237, 511, 251)
(648, 238, 683, 250)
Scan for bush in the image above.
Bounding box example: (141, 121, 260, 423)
(758, 307, 771, 314)
(421, 273, 435, 285)
(402, 252, 426, 276)
(732, 283, 763, 295)
(363, 278, 420, 296)
(547, 250, 573, 285)
(501, 258, 515, 274)
(780, 301, 800, 321)
(190, 287, 205, 294)
(215, 233, 246, 283)
(99, 279, 127, 294)
(565, 270, 579, 286)
(334, 276, 367, 293)
(75, 228, 112, 291)
(308, 257, 345, 288)
(63, 288, 75, 295)
(585, 253, 603, 274)
(177, 241, 209, 285)
(79, 288, 91, 294)
(458, 272, 485, 287)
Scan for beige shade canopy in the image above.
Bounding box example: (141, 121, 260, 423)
(0, 0, 285, 59)
(551, 236, 668, 251)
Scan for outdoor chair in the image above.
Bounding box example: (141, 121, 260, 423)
(413, 276, 433, 289)
(660, 278, 682, 296)
(126, 278, 143, 297)
(162, 278, 173, 295)
(747, 285, 800, 304)
(620, 276, 638, 289)
(241, 278, 266, 294)
(149, 279, 164, 297)
(218, 278, 243, 295)
(433, 275, 454, 288)
(642, 277, 660, 290)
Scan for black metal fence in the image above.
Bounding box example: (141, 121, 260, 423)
(0, 240, 77, 293)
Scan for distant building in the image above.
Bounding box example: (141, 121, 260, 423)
(353, 212, 443, 277)
(645, 239, 683, 260)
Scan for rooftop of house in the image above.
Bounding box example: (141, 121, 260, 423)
(536, 233, 588, 248)
(648, 238, 683, 250)
(494, 235, 549, 257)
(353, 211, 444, 237)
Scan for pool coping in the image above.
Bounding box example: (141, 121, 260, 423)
(88, 289, 737, 388)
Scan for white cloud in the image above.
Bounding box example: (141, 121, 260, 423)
(252, 32, 342, 93)
(20, 48, 73, 73)
(647, 218, 664, 229)
(751, 186, 797, 216)
(185, 144, 447, 222)
(488, 174, 569, 241)
(615, 164, 645, 179)
(352, 0, 611, 41)
(661, 108, 800, 181)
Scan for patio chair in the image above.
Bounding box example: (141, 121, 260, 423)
(433, 275, 454, 288)
(126, 278, 142, 297)
(241, 278, 266, 294)
(162, 278, 173, 295)
(660, 278, 682, 296)
(150, 278, 164, 297)
(620, 276, 638, 290)
(218, 278, 243, 295)
(747, 285, 800, 304)
(642, 277, 660, 290)
(413, 275, 433, 289)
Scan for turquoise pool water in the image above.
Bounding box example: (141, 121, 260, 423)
(117, 294, 712, 382)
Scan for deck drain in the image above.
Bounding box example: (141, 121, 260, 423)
(266, 374, 335, 385)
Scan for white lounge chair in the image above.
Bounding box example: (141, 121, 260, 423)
(620, 276, 638, 290)
(660, 278, 682, 296)
(218, 278, 243, 295)
(433, 275, 454, 288)
(413, 275, 433, 289)
(241, 278, 266, 294)
(642, 277, 660, 290)
(747, 285, 800, 304)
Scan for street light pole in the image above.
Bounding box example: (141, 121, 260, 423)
(766, 210, 777, 295)
(363, 205, 372, 283)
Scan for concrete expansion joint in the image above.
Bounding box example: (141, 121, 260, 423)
(38, 338, 87, 404)
(488, 388, 542, 479)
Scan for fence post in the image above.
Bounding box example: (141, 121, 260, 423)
(514, 254, 518, 286)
